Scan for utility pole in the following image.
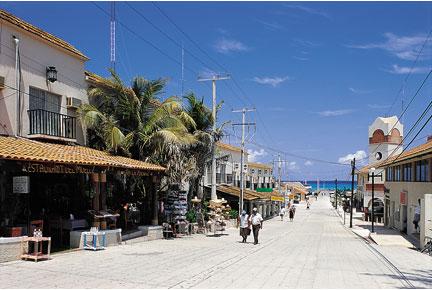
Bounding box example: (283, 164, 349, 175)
(368, 168, 382, 233)
(278, 154, 282, 202)
(198, 74, 230, 201)
(335, 178, 338, 210)
(350, 158, 356, 228)
(110, 1, 116, 71)
(232, 107, 256, 213)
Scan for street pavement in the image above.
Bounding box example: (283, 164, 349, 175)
(1, 196, 431, 289)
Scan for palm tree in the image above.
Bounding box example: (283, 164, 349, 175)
(79, 70, 196, 162)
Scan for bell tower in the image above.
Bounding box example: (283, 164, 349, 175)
(368, 116, 404, 163)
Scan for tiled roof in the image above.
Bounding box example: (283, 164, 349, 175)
(216, 142, 242, 153)
(248, 162, 272, 170)
(0, 135, 165, 172)
(0, 9, 88, 60)
(379, 140, 432, 167)
(216, 185, 261, 201)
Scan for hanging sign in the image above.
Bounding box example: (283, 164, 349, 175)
(271, 196, 284, 202)
(13, 176, 30, 194)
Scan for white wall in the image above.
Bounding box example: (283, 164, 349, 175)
(0, 22, 88, 144)
(385, 181, 432, 244)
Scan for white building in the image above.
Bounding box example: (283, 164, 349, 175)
(379, 137, 432, 248)
(357, 116, 404, 211)
(0, 9, 89, 144)
(247, 162, 274, 190)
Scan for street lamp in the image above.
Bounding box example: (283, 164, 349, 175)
(46, 66, 57, 83)
(367, 167, 382, 233)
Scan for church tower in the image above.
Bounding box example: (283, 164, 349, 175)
(368, 116, 404, 163)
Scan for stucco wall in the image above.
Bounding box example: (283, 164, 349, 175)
(0, 21, 88, 144)
(385, 181, 432, 245)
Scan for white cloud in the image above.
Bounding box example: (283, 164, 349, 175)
(349, 87, 372, 94)
(304, 160, 313, 166)
(318, 109, 354, 117)
(384, 64, 431, 75)
(348, 33, 432, 61)
(293, 56, 309, 61)
(292, 38, 321, 48)
(256, 20, 283, 31)
(247, 149, 268, 162)
(368, 104, 391, 109)
(288, 161, 298, 170)
(214, 38, 249, 54)
(283, 4, 331, 19)
(338, 150, 367, 165)
(253, 76, 290, 87)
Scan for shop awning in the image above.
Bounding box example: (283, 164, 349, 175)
(214, 185, 261, 201)
(0, 135, 165, 172)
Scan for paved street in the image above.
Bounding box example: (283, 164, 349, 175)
(1, 197, 431, 289)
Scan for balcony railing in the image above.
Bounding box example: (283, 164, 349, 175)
(28, 109, 76, 140)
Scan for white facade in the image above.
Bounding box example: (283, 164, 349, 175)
(0, 11, 88, 144)
(204, 143, 247, 187)
(247, 163, 274, 190)
(359, 116, 404, 209)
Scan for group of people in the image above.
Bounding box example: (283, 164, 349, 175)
(279, 203, 297, 221)
(238, 203, 301, 245)
(238, 207, 263, 245)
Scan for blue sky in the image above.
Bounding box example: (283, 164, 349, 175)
(2, 1, 432, 180)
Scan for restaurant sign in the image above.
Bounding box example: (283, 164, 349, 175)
(13, 176, 30, 194)
(22, 163, 95, 174)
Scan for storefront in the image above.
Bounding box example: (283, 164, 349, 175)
(0, 136, 165, 256)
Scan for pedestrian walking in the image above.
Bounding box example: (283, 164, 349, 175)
(279, 207, 286, 221)
(250, 208, 263, 245)
(289, 205, 296, 221)
(306, 200, 310, 210)
(237, 210, 251, 243)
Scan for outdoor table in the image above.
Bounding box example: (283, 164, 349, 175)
(82, 231, 106, 251)
(21, 236, 51, 262)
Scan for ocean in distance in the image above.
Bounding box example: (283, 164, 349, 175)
(299, 180, 356, 191)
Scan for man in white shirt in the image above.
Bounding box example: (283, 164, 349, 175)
(250, 207, 263, 245)
(279, 207, 286, 221)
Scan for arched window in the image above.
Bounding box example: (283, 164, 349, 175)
(370, 129, 385, 143)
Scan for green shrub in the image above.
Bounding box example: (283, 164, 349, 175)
(228, 209, 238, 219)
(186, 209, 197, 223)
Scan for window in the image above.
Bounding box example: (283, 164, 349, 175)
(29, 87, 61, 113)
(386, 167, 393, 181)
(264, 170, 268, 174)
(258, 169, 262, 175)
(415, 160, 429, 182)
(403, 163, 412, 182)
(394, 166, 401, 181)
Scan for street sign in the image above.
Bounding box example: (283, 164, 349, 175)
(257, 188, 273, 192)
(13, 176, 30, 194)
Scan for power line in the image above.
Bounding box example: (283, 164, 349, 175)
(368, 68, 432, 159)
(385, 28, 432, 117)
(224, 131, 349, 166)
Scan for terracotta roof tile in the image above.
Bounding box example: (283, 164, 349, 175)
(0, 135, 165, 172)
(379, 140, 432, 167)
(0, 9, 88, 60)
(248, 162, 272, 170)
(216, 142, 242, 153)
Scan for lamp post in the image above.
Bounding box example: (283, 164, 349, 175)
(335, 178, 338, 210)
(367, 167, 382, 233)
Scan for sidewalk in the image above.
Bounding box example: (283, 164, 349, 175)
(335, 206, 418, 248)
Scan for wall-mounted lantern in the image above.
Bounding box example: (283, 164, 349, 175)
(46, 66, 57, 83)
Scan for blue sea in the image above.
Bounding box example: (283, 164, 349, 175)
(299, 180, 356, 191)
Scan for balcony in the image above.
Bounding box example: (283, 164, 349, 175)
(28, 109, 76, 141)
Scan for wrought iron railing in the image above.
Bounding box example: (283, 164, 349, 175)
(28, 109, 76, 139)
